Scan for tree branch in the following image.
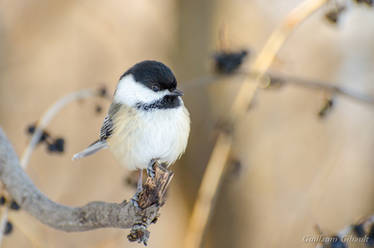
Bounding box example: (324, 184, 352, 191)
(0, 127, 169, 245)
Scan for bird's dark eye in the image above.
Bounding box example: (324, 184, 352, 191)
(151, 84, 160, 92)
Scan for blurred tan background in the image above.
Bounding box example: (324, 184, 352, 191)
(1, 0, 374, 247)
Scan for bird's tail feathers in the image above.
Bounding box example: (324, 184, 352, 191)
(72, 140, 108, 160)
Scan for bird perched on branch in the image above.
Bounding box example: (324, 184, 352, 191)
(73, 60, 190, 199)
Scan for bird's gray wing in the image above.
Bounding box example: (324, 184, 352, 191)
(100, 102, 121, 141)
(72, 103, 120, 160)
(72, 140, 108, 160)
(72, 103, 123, 160)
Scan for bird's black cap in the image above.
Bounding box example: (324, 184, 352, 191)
(120, 60, 177, 92)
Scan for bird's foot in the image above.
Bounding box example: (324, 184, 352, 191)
(146, 159, 158, 178)
(130, 194, 140, 209)
(146, 167, 155, 179)
(131, 169, 144, 209)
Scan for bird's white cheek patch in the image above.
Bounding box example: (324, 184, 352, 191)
(114, 74, 168, 106)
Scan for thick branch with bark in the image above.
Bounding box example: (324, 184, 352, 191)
(0, 127, 171, 245)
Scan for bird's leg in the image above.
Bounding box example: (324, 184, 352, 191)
(146, 159, 157, 178)
(131, 169, 143, 208)
(137, 169, 143, 193)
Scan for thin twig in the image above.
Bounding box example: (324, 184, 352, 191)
(0, 89, 109, 246)
(266, 72, 374, 105)
(20, 89, 108, 169)
(0, 209, 8, 247)
(183, 0, 330, 247)
(184, 71, 374, 106)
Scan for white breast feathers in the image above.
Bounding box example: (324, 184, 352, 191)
(108, 104, 190, 170)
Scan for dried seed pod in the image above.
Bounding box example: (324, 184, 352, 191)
(26, 124, 36, 135)
(95, 105, 103, 114)
(54, 138, 65, 153)
(98, 86, 108, 97)
(352, 224, 365, 238)
(39, 131, 50, 143)
(4, 221, 13, 235)
(318, 98, 335, 118)
(367, 223, 374, 246)
(213, 50, 249, 74)
(0, 196, 6, 206)
(325, 5, 346, 24)
(26, 123, 51, 143)
(9, 200, 20, 211)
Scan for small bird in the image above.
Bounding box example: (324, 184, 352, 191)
(73, 60, 190, 196)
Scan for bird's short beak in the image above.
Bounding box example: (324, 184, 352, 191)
(170, 89, 184, 96)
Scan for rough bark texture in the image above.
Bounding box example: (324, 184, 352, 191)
(0, 127, 172, 245)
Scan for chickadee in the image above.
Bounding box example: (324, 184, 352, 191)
(73, 60, 190, 193)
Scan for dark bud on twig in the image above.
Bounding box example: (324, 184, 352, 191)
(54, 138, 65, 152)
(0, 196, 6, 206)
(229, 159, 242, 178)
(213, 50, 249, 74)
(324, 5, 346, 24)
(39, 131, 50, 144)
(47, 138, 65, 153)
(95, 105, 103, 114)
(367, 223, 374, 246)
(26, 124, 36, 135)
(352, 224, 366, 238)
(354, 0, 373, 7)
(325, 11, 338, 24)
(9, 200, 20, 211)
(27, 123, 66, 153)
(47, 143, 57, 152)
(26, 123, 50, 144)
(4, 221, 13, 235)
(318, 98, 335, 118)
(98, 86, 108, 98)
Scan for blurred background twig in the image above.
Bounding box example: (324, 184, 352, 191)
(0, 88, 108, 247)
(185, 70, 374, 105)
(184, 0, 330, 247)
